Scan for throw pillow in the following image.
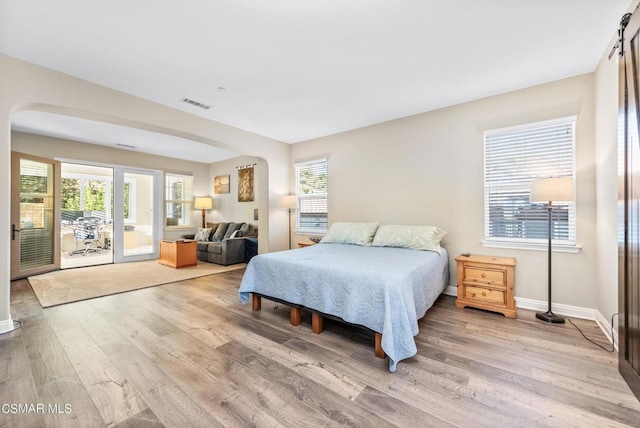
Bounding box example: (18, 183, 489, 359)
(239, 223, 257, 237)
(211, 223, 230, 242)
(320, 222, 379, 246)
(206, 222, 220, 239)
(223, 222, 243, 240)
(371, 224, 447, 253)
(193, 227, 212, 241)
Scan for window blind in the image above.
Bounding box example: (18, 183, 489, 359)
(484, 117, 576, 245)
(19, 159, 54, 270)
(165, 174, 193, 226)
(295, 159, 328, 231)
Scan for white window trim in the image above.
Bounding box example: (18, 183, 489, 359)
(294, 158, 328, 234)
(483, 116, 578, 251)
(164, 173, 194, 228)
(482, 239, 581, 253)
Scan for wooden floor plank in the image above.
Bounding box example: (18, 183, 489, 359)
(5, 270, 640, 427)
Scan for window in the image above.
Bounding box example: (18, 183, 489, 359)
(484, 117, 576, 248)
(165, 174, 193, 227)
(295, 159, 328, 232)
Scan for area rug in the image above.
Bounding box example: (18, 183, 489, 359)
(28, 260, 246, 308)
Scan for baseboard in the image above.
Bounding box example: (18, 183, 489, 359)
(443, 286, 457, 297)
(595, 310, 619, 352)
(514, 297, 597, 320)
(443, 287, 617, 347)
(0, 317, 14, 334)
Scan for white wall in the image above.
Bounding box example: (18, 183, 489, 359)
(594, 46, 621, 326)
(0, 54, 290, 332)
(291, 74, 598, 308)
(208, 156, 261, 226)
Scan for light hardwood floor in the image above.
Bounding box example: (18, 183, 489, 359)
(2, 269, 640, 427)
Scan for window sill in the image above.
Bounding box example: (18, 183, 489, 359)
(294, 229, 327, 236)
(482, 240, 581, 254)
(164, 226, 196, 231)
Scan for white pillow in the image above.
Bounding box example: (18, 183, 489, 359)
(371, 224, 447, 253)
(194, 227, 212, 241)
(320, 222, 379, 246)
(229, 230, 240, 238)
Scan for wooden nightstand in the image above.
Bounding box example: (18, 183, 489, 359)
(455, 254, 516, 318)
(298, 242, 314, 248)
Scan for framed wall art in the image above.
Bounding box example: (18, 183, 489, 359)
(237, 166, 254, 202)
(214, 174, 230, 194)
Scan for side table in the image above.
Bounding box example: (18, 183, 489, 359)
(159, 240, 197, 269)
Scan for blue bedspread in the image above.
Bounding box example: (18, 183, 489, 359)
(238, 243, 449, 371)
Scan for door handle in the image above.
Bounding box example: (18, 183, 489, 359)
(12, 224, 22, 241)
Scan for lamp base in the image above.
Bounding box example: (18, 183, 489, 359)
(536, 310, 565, 324)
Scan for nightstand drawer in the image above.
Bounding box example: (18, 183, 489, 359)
(464, 285, 505, 304)
(463, 267, 505, 286)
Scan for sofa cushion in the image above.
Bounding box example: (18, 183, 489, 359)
(206, 223, 220, 240)
(223, 222, 243, 240)
(207, 242, 223, 254)
(196, 242, 210, 252)
(211, 223, 230, 242)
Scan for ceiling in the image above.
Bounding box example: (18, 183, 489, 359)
(0, 0, 632, 162)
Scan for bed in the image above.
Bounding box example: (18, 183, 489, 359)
(238, 241, 449, 371)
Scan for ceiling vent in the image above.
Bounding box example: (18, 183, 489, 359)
(180, 97, 211, 110)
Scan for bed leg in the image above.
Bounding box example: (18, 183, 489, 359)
(252, 294, 261, 311)
(312, 313, 324, 334)
(290, 307, 302, 326)
(374, 333, 385, 358)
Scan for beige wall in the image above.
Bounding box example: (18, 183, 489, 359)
(291, 74, 598, 308)
(0, 54, 290, 331)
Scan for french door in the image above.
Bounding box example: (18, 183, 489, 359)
(112, 167, 162, 263)
(619, 9, 640, 401)
(10, 152, 61, 279)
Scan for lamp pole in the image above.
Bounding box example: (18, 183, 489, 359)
(287, 208, 292, 249)
(535, 201, 565, 324)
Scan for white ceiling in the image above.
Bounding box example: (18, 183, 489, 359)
(0, 0, 632, 161)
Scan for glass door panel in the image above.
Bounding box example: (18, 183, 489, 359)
(11, 152, 60, 279)
(114, 168, 161, 262)
(124, 172, 154, 256)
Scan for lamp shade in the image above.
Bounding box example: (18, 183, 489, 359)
(530, 177, 575, 203)
(281, 194, 297, 210)
(194, 197, 213, 210)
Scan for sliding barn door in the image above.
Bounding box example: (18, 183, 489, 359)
(619, 10, 640, 401)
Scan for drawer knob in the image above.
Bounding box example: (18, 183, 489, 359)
(482, 291, 487, 296)
(471, 293, 476, 297)
(481, 273, 486, 278)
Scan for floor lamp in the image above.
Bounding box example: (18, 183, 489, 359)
(194, 197, 213, 229)
(530, 177, 575, 324)
(281, 194, 296, 249)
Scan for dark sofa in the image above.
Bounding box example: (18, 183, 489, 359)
(183, 222, 258, 266)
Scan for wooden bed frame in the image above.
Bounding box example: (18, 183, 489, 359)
(252, 294, 385, 358)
